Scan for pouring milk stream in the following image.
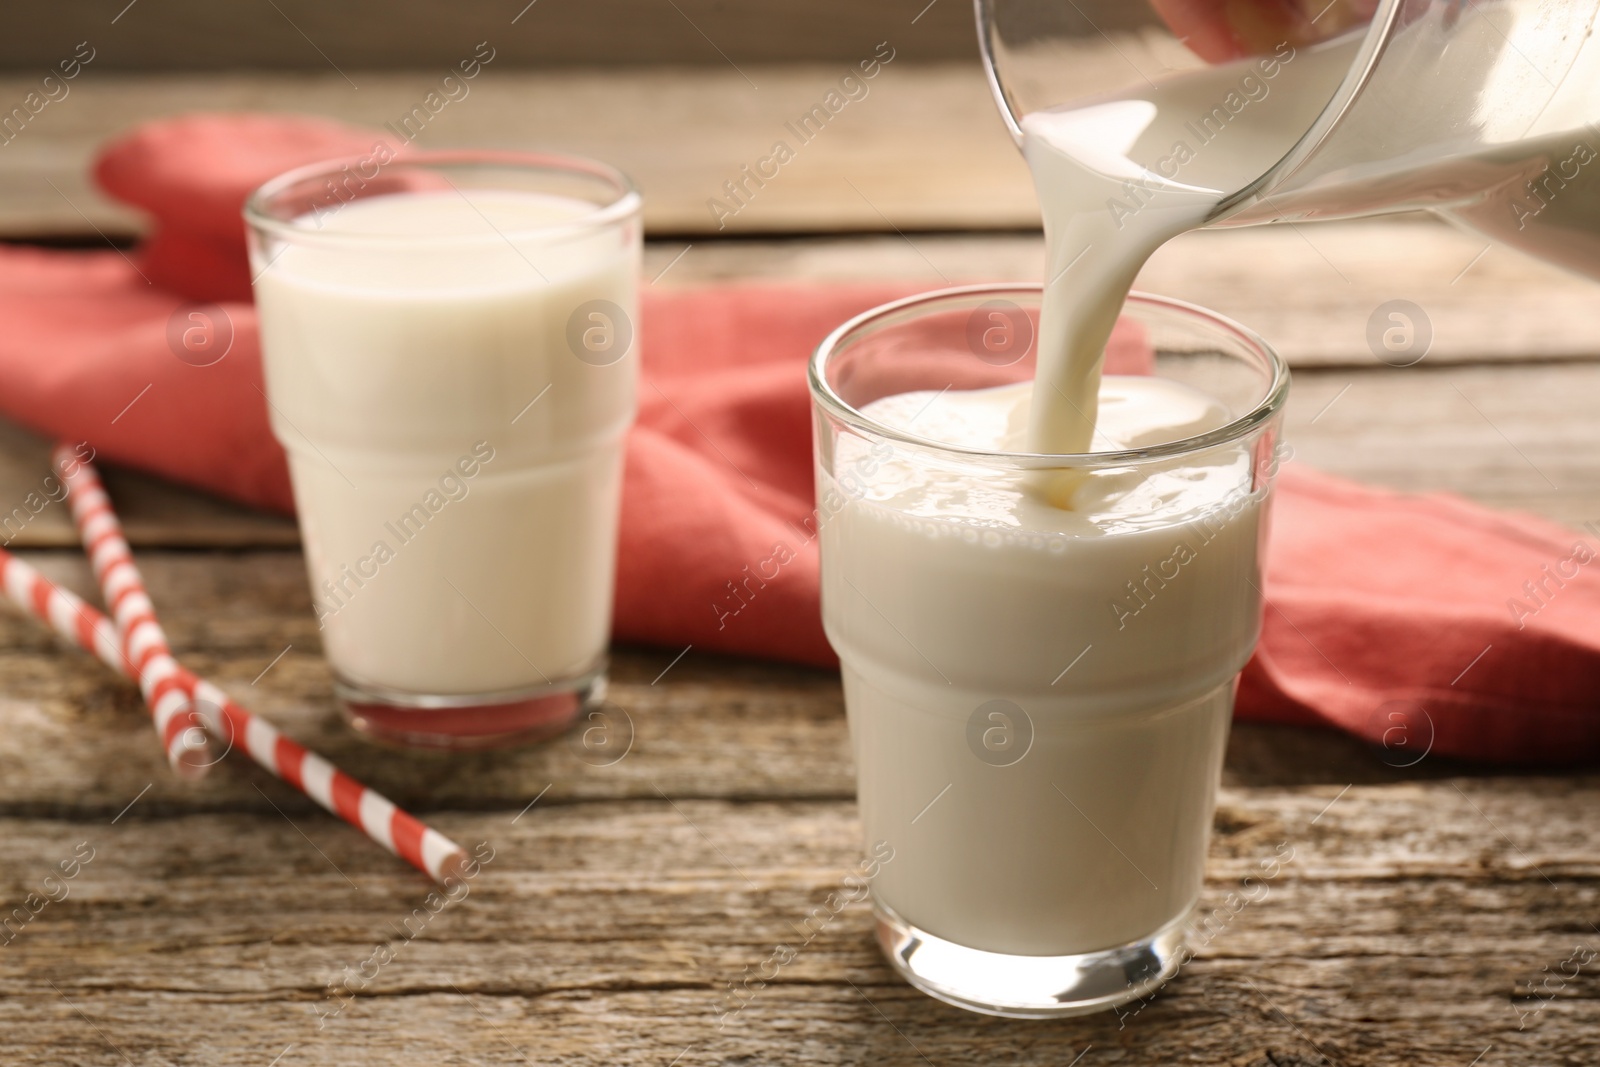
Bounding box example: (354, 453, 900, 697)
(1003, 0, 1600, 491)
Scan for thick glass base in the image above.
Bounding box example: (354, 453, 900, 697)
(873, 898, 1190, 1019)
(334, 662, 604, 750)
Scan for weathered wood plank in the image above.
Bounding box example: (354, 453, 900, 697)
(0, 980, 1582, 1067)
(0, 548, 859, 813)
(0, 419, 298, 550)
(1, 784, 1596, 1065)
(0, 505, 1592, 1065)
(0, 531, 1587, 812)
(0, 65, 1031, 237)
(4, 0, 1011, 69)
(1286, 363, 1600, 529)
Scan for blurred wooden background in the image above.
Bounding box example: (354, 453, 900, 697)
(2, 0, 1162, 68)
(0, 0, 1174, 238)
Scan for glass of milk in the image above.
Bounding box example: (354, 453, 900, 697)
(245, 151, 640, 749)
(810, 285, 1288, 1017)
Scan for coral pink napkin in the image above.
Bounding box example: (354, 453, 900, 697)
(4, 114, 1598, 765)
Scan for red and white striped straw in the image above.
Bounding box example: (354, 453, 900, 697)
(53, 445, 212, 778)
(0, 545, 468, 883)
(185, 675, 468, 882)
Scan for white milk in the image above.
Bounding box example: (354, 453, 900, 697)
(254, 191, 638, 695)
(822, 378, 1264, 954)
(1021, 37, 1352, 505)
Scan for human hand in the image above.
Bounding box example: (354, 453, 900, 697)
(1148, 0, 1379, 62)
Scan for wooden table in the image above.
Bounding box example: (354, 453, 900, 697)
(2, 63, 1599, 1066)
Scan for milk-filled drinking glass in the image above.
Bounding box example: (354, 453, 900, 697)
(246, 151, 640, 749)
(810, 285, 1288, 1017)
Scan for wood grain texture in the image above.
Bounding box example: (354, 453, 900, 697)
(647, 224, 1600, 367)
(1285, 362, 1600, 529)
(0, 549, 1532, 822)
(0, 420, 297, 551)
(0, 64, 1032, 238)
(0, 544, 1594, 1064)
(2, 0, 1006, 69)
(2, 778, 1597, 1064)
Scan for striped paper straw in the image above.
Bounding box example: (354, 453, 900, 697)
(185, 675, 468, 882)
(53, 444, 212, 777)
(0, 545, 468, 883)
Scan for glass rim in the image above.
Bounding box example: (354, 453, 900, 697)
(807, 284, 1290, 467)
(242, 148, 642, 246)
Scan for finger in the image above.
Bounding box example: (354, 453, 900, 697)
(1148, 0, 1377, 63)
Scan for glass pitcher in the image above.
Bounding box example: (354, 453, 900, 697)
(978, 0, 1600, 279)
